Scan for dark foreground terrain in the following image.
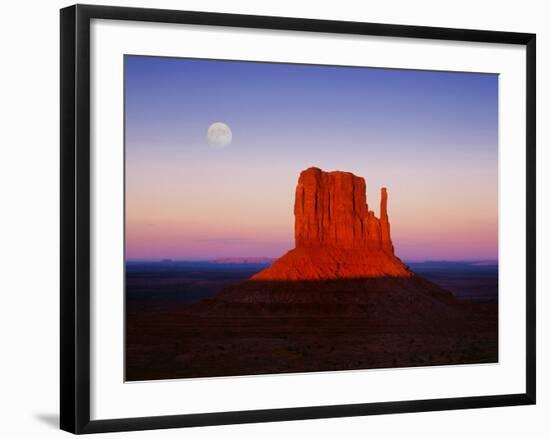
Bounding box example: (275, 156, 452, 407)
(126, 261, 498, 381)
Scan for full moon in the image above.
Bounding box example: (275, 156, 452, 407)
(207, 122, 232, 148)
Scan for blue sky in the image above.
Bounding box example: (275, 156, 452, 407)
(125, 55, 498, 261)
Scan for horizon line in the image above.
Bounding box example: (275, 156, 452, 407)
(125, 257, 499, 264)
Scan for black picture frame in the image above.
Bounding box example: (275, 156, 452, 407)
(60, 4, 536, 434)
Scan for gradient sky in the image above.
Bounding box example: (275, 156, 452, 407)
(125, 55, 498, 262)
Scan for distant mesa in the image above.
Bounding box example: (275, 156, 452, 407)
(251, 167, 412, 281)
(212, 257, 274, 264)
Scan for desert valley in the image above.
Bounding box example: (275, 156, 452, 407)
(126, 168, 498, 381)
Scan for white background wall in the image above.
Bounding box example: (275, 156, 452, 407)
(0, 0, 546, 437)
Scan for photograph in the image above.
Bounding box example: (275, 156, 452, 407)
(124, 55, 499, 382)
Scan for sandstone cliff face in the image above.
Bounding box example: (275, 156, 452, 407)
(294, 167, 393, 252)
(252, 167, 411, 281)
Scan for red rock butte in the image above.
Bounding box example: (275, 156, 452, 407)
(252, 167, 413, 281)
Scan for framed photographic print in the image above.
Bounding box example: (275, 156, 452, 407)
(60, 4, 536, 434)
